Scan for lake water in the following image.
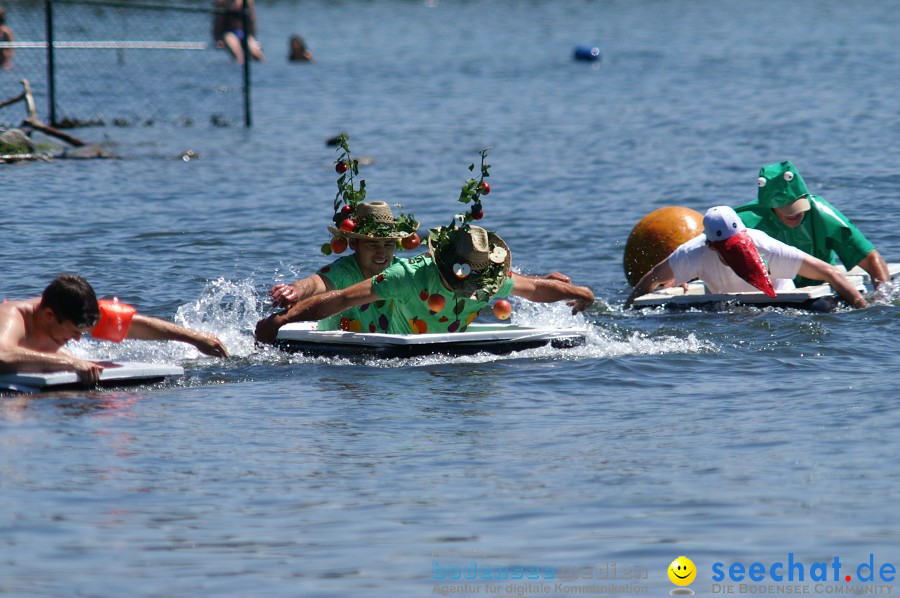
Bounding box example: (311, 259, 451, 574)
(2, 0, 900, 596)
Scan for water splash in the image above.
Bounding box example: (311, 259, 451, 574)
(69, 279, 714, 373)
(869, 279, 900, 306)
(71, 277, 264, 364)
(281, 300, 715, 368)
(174, 277, 262, 358)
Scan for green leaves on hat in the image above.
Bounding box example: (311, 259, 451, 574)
(330, 134, 418, 239)
(432, 224, 507, 301)
(333, 133, 366, 210)
(453, 146, 493, 228)
(430, 148, 510, 301)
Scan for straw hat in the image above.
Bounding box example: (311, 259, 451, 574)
(328, 201, 419, 240)
(427, 225, 512, 300)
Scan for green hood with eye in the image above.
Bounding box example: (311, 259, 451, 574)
(757, 161, 810, 208)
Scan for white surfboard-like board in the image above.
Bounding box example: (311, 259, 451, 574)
(276, 322, 586, 358)
(631, 263, 898, 311)
(0, 362, 184, 394)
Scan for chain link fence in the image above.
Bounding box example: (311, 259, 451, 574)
(0, 0, 250, 128)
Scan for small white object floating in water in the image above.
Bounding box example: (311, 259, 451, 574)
(631, 263, 898, 312)
(0, 361, 184, 394)
(276, 322, 586, 358)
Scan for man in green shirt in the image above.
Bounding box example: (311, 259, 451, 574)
(735, 161, 889, 288)
(255, 225, 594, 342)
(268, 201, 418, 333)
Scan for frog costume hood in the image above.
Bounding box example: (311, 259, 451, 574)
(757, 161, 811, 216)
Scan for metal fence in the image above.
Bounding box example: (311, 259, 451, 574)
(0, 0, 251, 128)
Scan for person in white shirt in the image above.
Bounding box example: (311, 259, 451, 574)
(625, 206, 867, 309)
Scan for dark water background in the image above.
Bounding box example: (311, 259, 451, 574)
(2, 0, 900, 596)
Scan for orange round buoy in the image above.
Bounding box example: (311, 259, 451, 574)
(623, 206, 704, 286)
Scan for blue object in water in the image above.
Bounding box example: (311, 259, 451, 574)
(573, 45, 601, 61)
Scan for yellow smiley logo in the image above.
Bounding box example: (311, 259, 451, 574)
(668, 556, 697, 586)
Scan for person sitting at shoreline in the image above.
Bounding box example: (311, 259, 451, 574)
(212, 0, 265, 64)
(624, 206, 867, 309)
(735, 161, 890, 289)
(0, 274, 229, 384)
(255, 223, 595, 343)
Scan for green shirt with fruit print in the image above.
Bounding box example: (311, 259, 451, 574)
(316, 255, 401, 333)
(371, 255, 514, 334)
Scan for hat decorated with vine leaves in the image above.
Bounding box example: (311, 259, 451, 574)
(428, 225, 512, 301)
(328, 201, 417, 240)
(426, 147, 511, 301)
(327, 134, 418, 244)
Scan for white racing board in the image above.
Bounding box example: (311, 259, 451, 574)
(0, 362, 184, 394)
(631, 263, 899, 312)
(276, 322, 587, 358)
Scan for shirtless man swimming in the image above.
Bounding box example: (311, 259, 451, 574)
(0, 274, 228, 384)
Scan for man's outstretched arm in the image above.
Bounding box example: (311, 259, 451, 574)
(797, 256, 867, 308)
(624, 260, 676, 309)
(255, 279, 379, 344)
(0, 346, 104, 383)
(127, 315, 229, 357)
(269, 273, 331, 307)
(510, 273, 595, 315)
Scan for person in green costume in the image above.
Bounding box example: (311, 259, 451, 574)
(268, 201, 418, 333)
(254, 225, 594, 343)
(735, 161, 890, 288)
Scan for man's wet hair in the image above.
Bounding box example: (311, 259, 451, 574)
(40, 274, 101, 328)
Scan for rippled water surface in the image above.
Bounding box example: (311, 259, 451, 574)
(3, 0, 900, 596)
